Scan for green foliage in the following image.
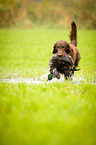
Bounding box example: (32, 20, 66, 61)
(0, 29, 96, 145)
(0, 0, 96, 28)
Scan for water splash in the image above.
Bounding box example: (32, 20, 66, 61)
(0, 73, 96, 85)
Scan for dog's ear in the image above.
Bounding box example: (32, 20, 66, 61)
(52, 43, 57, 54)
(66, 43, 71, 54)
(67, 43, 70, 49)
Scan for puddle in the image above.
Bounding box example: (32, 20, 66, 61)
(0, 74, 96, 85)
(0, 78, 44, 85)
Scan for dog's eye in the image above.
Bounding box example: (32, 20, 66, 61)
(62, 46, 64, 48)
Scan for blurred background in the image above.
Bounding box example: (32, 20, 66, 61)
(0, 0, 96, 29)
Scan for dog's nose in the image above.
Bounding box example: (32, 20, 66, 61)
(57, 53, 63, 57)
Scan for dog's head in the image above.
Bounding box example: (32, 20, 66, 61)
(52, 40, 71, 57)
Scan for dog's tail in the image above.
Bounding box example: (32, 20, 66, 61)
(69, 21, 77, 47)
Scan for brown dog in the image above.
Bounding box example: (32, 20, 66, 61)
(52, 21, 81, 68)
(51, 21, 81, 79)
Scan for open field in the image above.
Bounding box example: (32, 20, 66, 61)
(0, 29, 96, 145)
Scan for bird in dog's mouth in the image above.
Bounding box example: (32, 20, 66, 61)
(46, 54, 80, 81)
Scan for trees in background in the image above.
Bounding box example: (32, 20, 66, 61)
(0, 0, 96, 28)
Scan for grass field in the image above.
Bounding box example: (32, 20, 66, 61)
(0, 29, 96, 145)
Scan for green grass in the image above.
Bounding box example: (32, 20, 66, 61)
(0, 29, 96, 145)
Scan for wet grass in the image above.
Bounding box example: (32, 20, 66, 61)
(0, 29, 96, 145)
(0, 29, 96, 79)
